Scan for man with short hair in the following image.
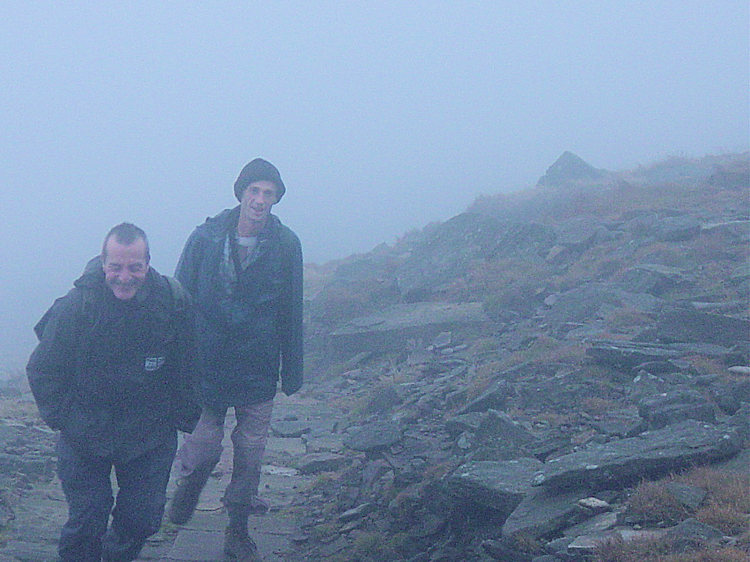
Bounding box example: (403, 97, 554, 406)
(168, 158, 303, 561)
(27, 223, 199, 562)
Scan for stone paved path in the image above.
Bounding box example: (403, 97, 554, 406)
(0, 392, 342, 561)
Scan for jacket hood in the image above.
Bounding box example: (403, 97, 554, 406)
(75, 256, 106, 289)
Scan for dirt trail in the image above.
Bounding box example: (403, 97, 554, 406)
(0, 391, 338, 561)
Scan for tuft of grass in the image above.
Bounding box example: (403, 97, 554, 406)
(625, 467, 750, 532)
(595, 534, 749, 562)
(618, 467, 750, 559)
(594, 535, 673, 561)
(678, 467, 750, 535)
(626, 480, 691, 525)
(329, 531, 400, 562)
(695, 502, 749, 536)
(581, 396, 621, 417)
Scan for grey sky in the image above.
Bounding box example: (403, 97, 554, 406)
(1, 2, 748, 371)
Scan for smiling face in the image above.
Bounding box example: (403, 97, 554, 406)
(238, 179, 279, 234)
(102, 236, 150, 300)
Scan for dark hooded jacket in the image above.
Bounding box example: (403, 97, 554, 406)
(175, 207, 303, 409)
(27, 260, 199, 462)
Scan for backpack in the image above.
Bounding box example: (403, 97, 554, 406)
(34, 275, 189, 340)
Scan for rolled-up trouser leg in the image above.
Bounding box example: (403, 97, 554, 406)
(223, 400, 274, 514)
(56, 436, 114, 562)
(102, 435, 177, 561)
(173, 407, 226, 478)
(168, 407, 225, 525)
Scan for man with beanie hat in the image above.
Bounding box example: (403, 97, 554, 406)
(168, 158, 303, 561)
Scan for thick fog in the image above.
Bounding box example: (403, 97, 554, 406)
(1, 2, 748, 373)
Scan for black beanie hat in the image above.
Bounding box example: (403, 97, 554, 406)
(233, 158, 286, 202)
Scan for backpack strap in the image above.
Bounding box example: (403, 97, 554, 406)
(165, 275, 190, 313)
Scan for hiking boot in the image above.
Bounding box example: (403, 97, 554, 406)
(223, 528, 261, 561)
(168, 462, 215, 525)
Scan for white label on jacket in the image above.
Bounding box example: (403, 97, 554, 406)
(144, 356, 166, 371)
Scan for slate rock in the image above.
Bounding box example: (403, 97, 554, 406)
(623, 213, 701, 242)
(562, 511, 619, 538)
(536, 152, 610, 188)
(343, 421, 402, 453)
(708, 379, 750, 415)
(295, 453, 347, 475)
(445, 412, 484, 437)
(501, 486, 586, 539)
(665, 518, 723, 552)
(338, 502, 376, 523)
(711, 445, 750, 476)
(545, 283, 661, 326)
(553, 216, 610, 247)
(567, 528, 666, 555)
(592, 407, 644, 438)
(617, 263, 689, 296)
(459, 379, 514, 414)
(656, 308, 750, 347)
(363, 385, 402, 414)
(271, 420, 311, 438)
(664, 482, 706, 511)
(476, 409, 536, 445)
(637, 388, 716, 429)
(726, 402, 750, 442)
(627, 372, 672, 401)
(651, 216, 701, 242)
(443, 457, 543, 513)
(481, 538, 534, 561)
(587, 340, 682, 369)
(329, 302, 491, 354)
(533, 420, 742, 491)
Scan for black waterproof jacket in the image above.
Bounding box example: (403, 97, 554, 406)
(27, 261, 199, 462)
(175, 207, 303, 409)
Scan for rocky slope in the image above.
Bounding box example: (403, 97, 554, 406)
(292, 151, 749, 560)
(1, 151, 748, 561)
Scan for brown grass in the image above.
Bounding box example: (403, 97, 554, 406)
(678, 467, 750, 535)
(626, 480, 691, 525)
(581, 396, 621, 417)
(626, 467, 750, 530)
(595, 534, 749, 562)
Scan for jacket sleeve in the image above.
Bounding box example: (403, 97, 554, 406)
(279, 231, 304, 396)
(167, 278, 201, 433)
(175, 229, 203, 299)
(26, 292, 81, 431)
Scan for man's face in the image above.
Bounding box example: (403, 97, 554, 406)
(102, 237, 150, 301)
(240, 180, 278, 226)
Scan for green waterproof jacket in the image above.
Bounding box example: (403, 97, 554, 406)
(175, 207, 303, 409)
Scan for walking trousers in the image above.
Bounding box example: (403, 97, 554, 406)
(173, 400, 274, 513)
(56, 434, 177, 562)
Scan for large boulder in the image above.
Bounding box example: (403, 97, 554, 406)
(536, 152, 614, 189)
(655, 308, 750, 347)
(501, 487, 587, 539)
(328, 301, 491, 356)
(533, 421, 742, 491)
(587, 340, 683, 369)
(544, 283, 662, 326)
(343, 421, 402, 453)
(637, 388, 716, 429)
(443, 457, 543, 513)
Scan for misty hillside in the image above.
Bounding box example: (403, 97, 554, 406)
(1, 151, 748, 561)
(303, 151, 748, 335)
(286, 150, 749, 560)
